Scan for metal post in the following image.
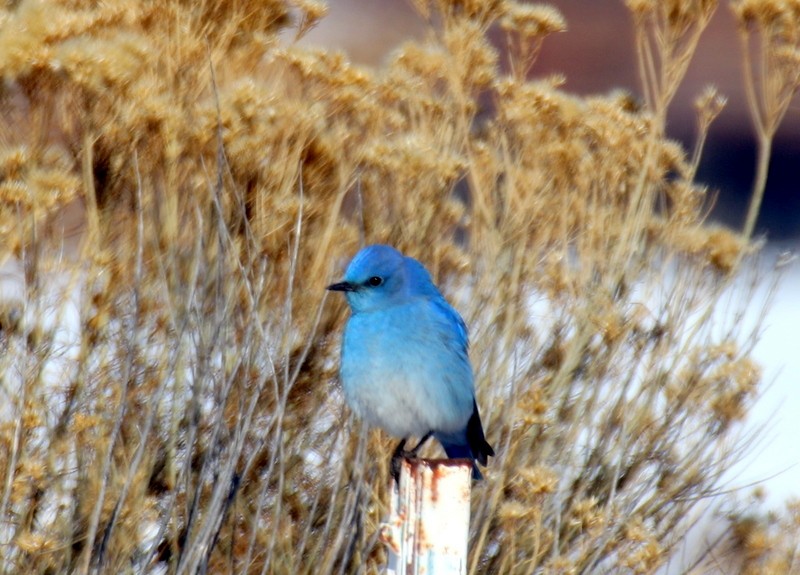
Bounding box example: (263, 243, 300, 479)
(380, 458, 472, 574)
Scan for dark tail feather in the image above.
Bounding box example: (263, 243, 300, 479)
(466, 399, 494, 466)
(440, 441, 484, 480)
(439, 400, 494, 480)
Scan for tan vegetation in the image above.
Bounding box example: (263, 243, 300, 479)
(0, 0, 798, 573)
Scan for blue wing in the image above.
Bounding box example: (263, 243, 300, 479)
(429, 297, 469, 354)
(404, 256, 469, 353)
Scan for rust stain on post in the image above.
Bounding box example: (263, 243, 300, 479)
(381, 458, 472, 575)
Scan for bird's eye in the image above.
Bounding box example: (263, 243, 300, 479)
(367, 276, 383, 287)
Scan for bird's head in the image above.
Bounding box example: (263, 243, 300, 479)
(327, 244, 436, 313)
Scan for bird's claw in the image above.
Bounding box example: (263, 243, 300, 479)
(390, 452, 403, 485)
(390, 439, 421, 485)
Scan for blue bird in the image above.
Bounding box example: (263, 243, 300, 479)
(327, 244, 494, 480)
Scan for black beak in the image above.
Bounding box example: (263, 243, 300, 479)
(327, 281, 356, 292)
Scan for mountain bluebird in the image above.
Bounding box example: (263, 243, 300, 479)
(327, 244, 494, 480)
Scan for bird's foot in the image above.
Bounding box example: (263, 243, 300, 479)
(409, 431, 432, 457)
(390, 439, 410, 485)
(390, 433, 434, 484)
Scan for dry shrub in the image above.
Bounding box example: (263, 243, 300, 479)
(0, 0, 793, 574)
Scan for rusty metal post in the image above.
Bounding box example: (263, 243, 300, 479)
(380, 458, 472, 574)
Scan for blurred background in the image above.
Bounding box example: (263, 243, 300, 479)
(0, 1, 796, 570)
(296, 0, 800, 241)
(294, 0, 800, 508)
